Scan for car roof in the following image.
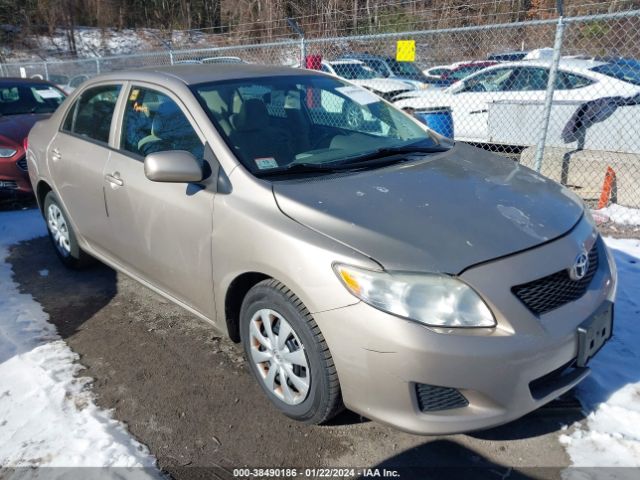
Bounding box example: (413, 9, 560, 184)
(84, 64, 324, 87)
(0, 77, 59, 86)
(451, 61, 497, 69)
(328, 59, 364, 65)
(476, 58, 608, 72)
(339, 53, 392, 62)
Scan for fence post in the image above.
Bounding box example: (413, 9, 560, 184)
(300, 36, 306, 66)
(43, 61, 49, 80)
(169, 50, 175, 65)
(533, 6, 565, 172)
(95, 58, 101, 75)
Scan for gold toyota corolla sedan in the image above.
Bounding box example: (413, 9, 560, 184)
(26, 65, 617, 434)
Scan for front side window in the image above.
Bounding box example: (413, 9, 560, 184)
(62, 84, 121, 143)
(0, 82, 65, 116)
(193, 74, 442, 177)
(459, 68, 517, 92)
(508, 67, 549, 91)
(120, 87, 203, 159)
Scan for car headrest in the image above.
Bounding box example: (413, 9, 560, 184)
(151, 102, 183, 138)
(233, 98, 269, 132)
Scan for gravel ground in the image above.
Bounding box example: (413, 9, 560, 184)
(6, 232, 590, 480)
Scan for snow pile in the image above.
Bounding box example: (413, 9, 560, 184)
(593, 204, 640, 226)
(0, 209, 158, 472)
(560, 238, 640, 467)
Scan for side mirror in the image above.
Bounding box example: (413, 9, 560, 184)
(144, 150, 203, 183)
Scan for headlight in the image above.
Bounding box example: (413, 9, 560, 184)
(0, 148, 17, 158)
(334, 264, 495, 328)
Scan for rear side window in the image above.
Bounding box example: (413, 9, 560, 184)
(62, 84, 121, 144)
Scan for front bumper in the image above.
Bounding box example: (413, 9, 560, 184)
(0, 154, 32, 196)
(314, 220, 615, 435)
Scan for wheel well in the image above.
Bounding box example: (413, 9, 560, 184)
(225, 272, 270, 343)
(36, 181, 52, 213)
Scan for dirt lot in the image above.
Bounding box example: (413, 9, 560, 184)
(8, 233, 588, 480)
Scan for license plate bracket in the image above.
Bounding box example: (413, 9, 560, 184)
(576, 301, 613, 368)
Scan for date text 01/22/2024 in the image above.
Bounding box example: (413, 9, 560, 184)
(232, 468, 400, 478)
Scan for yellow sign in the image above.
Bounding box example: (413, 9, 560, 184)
(396, 40, 416, 62)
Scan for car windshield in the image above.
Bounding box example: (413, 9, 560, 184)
(591, 62, 640, 86)
(447, 65, 492, 81)
(389, 60, 425, 78)
(193, 74, 443, 177)
(0, 82, 66, 115)
(331, 63, 377, 80)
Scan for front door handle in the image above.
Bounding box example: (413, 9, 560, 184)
(51, 148, 61, 161)
(105, 172, 124, 187)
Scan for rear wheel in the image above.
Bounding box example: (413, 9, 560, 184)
(44, 192, 93, 269)
(240, 279, 343, 424)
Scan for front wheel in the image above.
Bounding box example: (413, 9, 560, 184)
(44, 192, 93, 269)
(240, 279, 343, 424)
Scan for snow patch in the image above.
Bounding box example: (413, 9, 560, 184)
(593, 204, 640, 226)
(0, 209, 158, 471)
(560, 238, 640, 468)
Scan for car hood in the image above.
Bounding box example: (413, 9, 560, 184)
(393, 89, 454, 109)
(350, 78, 414, 93)
(272, 142, 584, 274)
(0, 113, 50, 145)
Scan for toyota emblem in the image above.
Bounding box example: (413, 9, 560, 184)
(569, 251, 590, 281)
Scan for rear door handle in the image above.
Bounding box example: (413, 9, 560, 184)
(105, 172, 124, 187)
(51, 148, 61, 161)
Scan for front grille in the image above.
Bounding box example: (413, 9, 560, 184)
(0, 180, 19, 190)
(16, 157, 28, 171)
(415, 383, 469, 412)
(512, 242, 599, 316)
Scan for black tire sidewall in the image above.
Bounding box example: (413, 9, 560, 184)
(240, 283, 331, 423)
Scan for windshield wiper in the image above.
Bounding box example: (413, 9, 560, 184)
(258, 156, 411, 178)
(338, 144, 450, 166)
(257, 163, 345, 178)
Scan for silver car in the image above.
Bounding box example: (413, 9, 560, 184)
(26, 65, 617, 434)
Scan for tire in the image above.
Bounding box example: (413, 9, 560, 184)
(240, 279, 343, 424)
(343, 102, 364, 129)
(43, 191, 94, 269)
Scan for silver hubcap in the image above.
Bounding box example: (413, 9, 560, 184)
(47, 204, 71, 256)
(346, 104, 363, 128)
(249, 309, 310, 405)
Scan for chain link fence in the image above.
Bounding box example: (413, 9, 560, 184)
(2, 10, 640, 227)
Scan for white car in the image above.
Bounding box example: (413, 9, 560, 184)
(320, 60, 416, 100)
(394, 59, 640, 143)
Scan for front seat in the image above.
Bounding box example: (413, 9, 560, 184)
(229, 98, 294, 165)
(138, 102, 184, 156)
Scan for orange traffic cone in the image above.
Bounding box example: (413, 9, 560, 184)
(597, 166, 617, 209)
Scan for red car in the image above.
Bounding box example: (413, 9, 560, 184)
(0, 78, 66, 197)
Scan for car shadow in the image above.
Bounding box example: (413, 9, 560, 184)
(367, 439, 543, 479)
(467, 394, 585, 441)
(8, 235, 117, 339)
